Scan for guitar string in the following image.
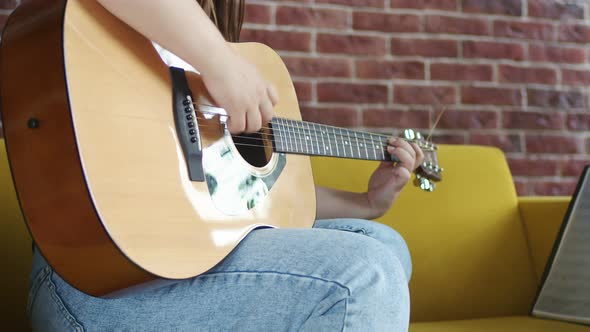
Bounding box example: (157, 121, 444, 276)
(230, 141, 393, 160)
(193, 105, 430, 144)
(190, 112, 436, 151)
(189, 120, 436, 154)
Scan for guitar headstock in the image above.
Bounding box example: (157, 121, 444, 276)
(402, 129, 443, 192)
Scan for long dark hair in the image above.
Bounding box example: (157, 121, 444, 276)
(197, 0, 245, 42)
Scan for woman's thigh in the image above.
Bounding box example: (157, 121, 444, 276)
(29, 220, 410, 331)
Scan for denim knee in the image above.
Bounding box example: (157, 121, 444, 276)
(314, 218, 412, 281)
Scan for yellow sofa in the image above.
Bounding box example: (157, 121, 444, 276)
(1, 139, 588, 331)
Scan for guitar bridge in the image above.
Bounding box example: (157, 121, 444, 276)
(170, 66, 205, 182)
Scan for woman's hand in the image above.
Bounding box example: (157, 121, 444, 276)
(315, 137, 424, 221)
(366, 138, 425, 216)
(96, 0, 278, 134)
(200, 48, 279, 134)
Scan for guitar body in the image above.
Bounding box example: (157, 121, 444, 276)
(1, 0, 316, 296)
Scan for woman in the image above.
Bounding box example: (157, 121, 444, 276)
(28, 0, 423, 330)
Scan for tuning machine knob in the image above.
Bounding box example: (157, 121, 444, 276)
(415, 174, 435, 192)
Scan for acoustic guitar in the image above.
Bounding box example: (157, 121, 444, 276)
(0, 0, 442, 296)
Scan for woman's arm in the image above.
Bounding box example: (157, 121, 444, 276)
(315, 138, 424, 220)
(315, 186, 381, 220)
(96, 0, 226, 76)
(96, 0, 277, 133)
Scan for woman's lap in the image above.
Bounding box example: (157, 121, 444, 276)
(28, 219, 412, 331)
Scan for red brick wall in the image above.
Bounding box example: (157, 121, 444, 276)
(241, 0, 590, 196)
(1, 0, 589, 195)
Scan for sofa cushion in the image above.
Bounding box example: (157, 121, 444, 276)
(312, 145, 537, 321)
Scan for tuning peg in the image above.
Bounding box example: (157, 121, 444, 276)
(414, 174, 435, 192)
(403, 129, 417, 141)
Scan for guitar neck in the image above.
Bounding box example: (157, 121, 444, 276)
(271, 118, 394, 161)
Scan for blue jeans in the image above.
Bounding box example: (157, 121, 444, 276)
(28, 219, 412, 331)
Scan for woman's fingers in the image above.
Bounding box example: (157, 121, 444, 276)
(386, 138, 424, 171)
(386, 144, 414, 170)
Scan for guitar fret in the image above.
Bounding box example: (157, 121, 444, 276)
(276, 119, 282, 152)
(305, 122, 314, 155)
(354, 131, 362, 159)
(297, 120, 306, 154)
(289, 119, 298, 153)
(344, 129, 353, 158)
(301, 122, 308, 154)
(320, 127, 332, 155)
(287, 119, 295, 153)
(312, 123, 322, 156)
(369, 133, 378, 160)
(332, 126, 340, 157)
(363, 133, 372, 160)
(279, 118, 287, 153)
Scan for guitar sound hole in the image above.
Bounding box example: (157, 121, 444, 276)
(232, 132, 271, 168)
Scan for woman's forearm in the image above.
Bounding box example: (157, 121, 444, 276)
(315, 186, 387, 221)
(96, 0, 230, 75)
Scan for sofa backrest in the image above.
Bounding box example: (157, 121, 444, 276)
(0, 139, 30, 328)
(311, 145, 538, 322)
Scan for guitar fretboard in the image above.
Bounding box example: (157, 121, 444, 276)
(271, 118, 392, 161)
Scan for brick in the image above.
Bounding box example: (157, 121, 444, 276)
(462, 0, 522, 16)
(559, 24, 590, 44)
(430, 133, 466, 145)
(507, 158, 559, 176)
(284, 57, 352, 78)
(394, 85, 455, 105)
(532, 181, 577, 196)
(390, 0, 457, 10)
(527, 89, 586, 109)
(562, 69, 590, 86)
(503, 111, 564, 130)
(277, 6, 348, 29)
(0, 0, 17, 10)
(514, 180, 528, 196)
(353, 12, 420, 33)
(470, 134, 522, 153)
(293, 81, 312, 102)
(494, 20, 554, 41)
(240, 29, 311, 52)
(318, 33, 386, 56)
(0, 13, 8, 30)
(244, 4, 272, 24)
(526, 135, 581, 154)
(431, 63, 492, 81)
(425, 16, 490, 36)
(463, 41, 524, 61)
(300, 106, 359, 127)
(363, 109, 430, 129)
(436, 110, 498, 129)
(529, 44, 585, 64)
(317, 83, 388, 103)
(528, 0, 585, 20)
(356, 60, 424, 80)
(462, 87, 521, 106)
(316, 0, 385, 8)
(499, 65, 557, 85)
(561, 158, 590, 177)
(391, 38, 458, 58)
(567, 113, 590, 131)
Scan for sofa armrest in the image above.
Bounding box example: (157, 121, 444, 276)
(518, 196, 570, 284)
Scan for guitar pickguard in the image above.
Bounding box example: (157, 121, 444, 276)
(202, 136, 286, 216)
